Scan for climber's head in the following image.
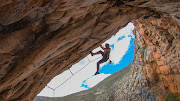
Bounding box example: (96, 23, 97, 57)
(105, 43, 110, 48)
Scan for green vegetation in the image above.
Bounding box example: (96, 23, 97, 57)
(165, 92, 179, 101)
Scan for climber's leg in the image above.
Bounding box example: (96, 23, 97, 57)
(90, 51, 103, 56)
(95, 59, 105, 75)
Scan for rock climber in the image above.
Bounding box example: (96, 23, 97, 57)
(90, 43, 112, 75)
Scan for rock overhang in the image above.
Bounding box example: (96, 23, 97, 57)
(0, 0, 179, 100)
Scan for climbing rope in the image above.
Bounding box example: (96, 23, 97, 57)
(45, 56, 102, 97)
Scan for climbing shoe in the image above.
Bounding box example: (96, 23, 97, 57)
(90, 51, 94, 56)
(95, 71, 100, 75)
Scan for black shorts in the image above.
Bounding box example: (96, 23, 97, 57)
(98, 51, 109, 64)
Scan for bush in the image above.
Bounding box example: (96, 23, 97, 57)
(165, 92, 179, 101)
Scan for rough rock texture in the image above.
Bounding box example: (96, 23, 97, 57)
(0, 0, 179, 100)
(34, 28, 178, 101)
(133, 15, 180, 99)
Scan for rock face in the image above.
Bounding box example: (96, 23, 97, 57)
(34, 28, 179, 101)
(133, 15, 180, 99)
(0, 0, 179, 100)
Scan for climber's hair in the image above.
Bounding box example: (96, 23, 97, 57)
(105, 43, 109, 48)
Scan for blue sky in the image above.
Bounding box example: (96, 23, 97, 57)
(81, 28, 135, 88)
(38, 23, 135, 97)
(100, 34, 134, 74)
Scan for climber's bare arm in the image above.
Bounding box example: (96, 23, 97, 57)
(100, 45, 110, 53)
(100, 45, 105, 50)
